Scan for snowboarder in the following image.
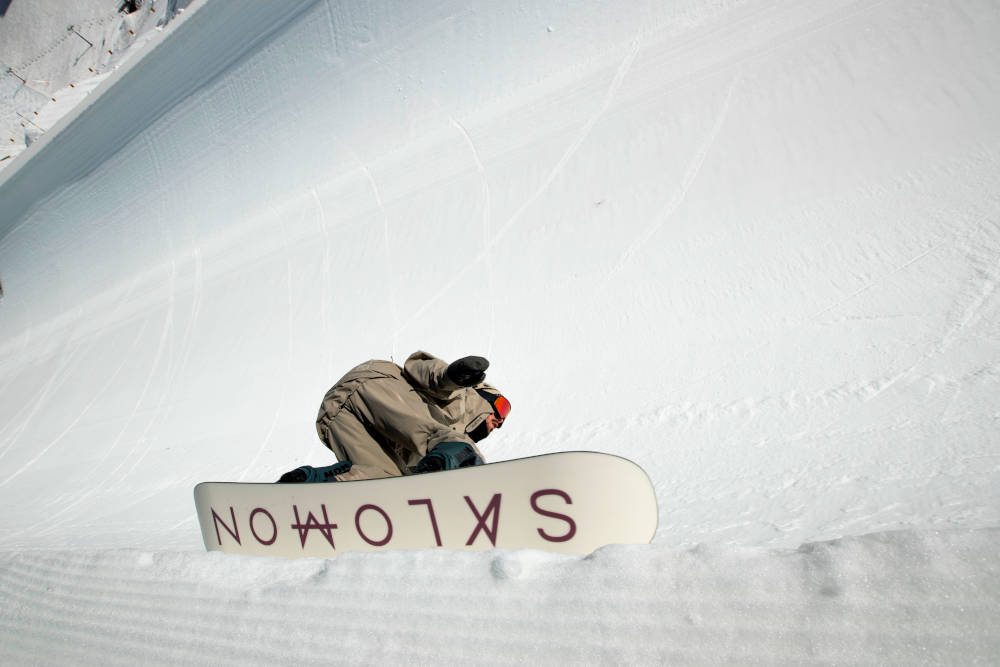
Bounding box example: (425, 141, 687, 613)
(278, 351, 511, 483)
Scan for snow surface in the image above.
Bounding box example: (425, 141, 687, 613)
(1, 0, 999, 663)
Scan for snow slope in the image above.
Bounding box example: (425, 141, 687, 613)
(1, 0, 999, 663)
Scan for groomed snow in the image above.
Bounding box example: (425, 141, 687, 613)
(1, 0, 999, 663)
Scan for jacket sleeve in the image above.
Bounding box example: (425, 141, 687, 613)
(401, 350, 463, 400)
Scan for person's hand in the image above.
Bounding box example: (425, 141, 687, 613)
(446, 355, 489, 386)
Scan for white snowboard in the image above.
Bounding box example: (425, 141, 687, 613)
(194, 451, 657, 557)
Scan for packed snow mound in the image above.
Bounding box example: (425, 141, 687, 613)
(2, 529, 998, 664)
(1, 0, 999, 663)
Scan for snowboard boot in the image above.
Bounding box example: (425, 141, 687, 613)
(277, 460, 353, 483)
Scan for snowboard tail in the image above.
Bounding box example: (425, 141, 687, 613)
(194, 451, 657, 558)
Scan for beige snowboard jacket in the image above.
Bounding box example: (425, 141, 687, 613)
(315, 351, 501, 480)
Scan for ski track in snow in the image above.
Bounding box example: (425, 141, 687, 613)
(451, 116, 497, 356)
(607, 69, 742, 278)
(236, 209, 295, 484)
(398, 36, 643, 335)
(0, 310, 119, 489)
(395, 0, 904, 332)
(22, 249, 203, 540)
(362, 164, 402, 363)
(310, 186, 335, 378)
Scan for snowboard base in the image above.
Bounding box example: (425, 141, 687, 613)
(194, 451, 658, 558)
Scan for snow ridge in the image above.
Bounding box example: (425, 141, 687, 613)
(1, 530, 997, 665)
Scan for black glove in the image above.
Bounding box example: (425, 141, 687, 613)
(276, 460, 353, 483)
(414, 442, 483, 473)
(446, 355, 489, 387)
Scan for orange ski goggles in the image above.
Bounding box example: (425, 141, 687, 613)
(493, 395, 512, 421)
(477, 389, 511, 422)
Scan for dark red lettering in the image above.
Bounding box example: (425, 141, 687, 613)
(408, 498, 442, 546)
(211, 506, 240, 546)
(355, 504, 393, 546)
(530, 489, 577, 543)
(291, 504, 338, 549)
(465, 494, 502, 546)
(249, 507, 277, 546)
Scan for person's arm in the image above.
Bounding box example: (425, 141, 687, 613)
(402, 351, 488, 399)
